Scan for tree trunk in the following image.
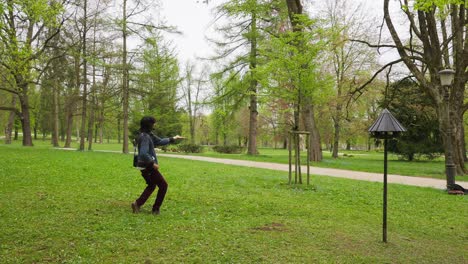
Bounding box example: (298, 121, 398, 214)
(14, 125, 19, 140)
(332, 74, 343, 158)
(64, 53, 80, 148)
(247, 9, 259, 155)
(64, 108, 73, 148)
(461, 124, 467, 162)
(4, 95, 17, 144)
(248, 93, 259, 154)
(88, 13, 100, 150)
(51, 80, 60, 147)
(98, 106, 104, 144)
(332, 113, 341, 158)
(87, 64, 96, 150)
(346, 140, 351, 150)
(383, 0, 467, 175)
(117, 117, 121, 144)
(122, 0, 129, 154)
(94, 123, 98, 143)
(18, 91, 33, 146)
(98, 65, 110, 144)
(79, 0, 88, 151)
(437, 100, 466, 176)
(453, 110, 466, 174)
(302, 101, 322, 161)
(60, 106, 65, 142)
(188, 88, 195, 144)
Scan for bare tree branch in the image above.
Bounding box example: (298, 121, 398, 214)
(383, 0, 428, 87)
(0, 86, 19, 95)
(0, 106, 21, 117)
(126, 21, 181, 34)
(348, 58, 404, 104)
(349, 38, 424, 57)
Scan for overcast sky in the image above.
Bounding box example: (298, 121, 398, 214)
(159, 0, 215, 64)
(159, 0, 403, 67)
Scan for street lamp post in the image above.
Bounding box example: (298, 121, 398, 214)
(438, 69, 456, 190)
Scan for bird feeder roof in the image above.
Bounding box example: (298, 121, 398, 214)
(368, 109, 406, 133)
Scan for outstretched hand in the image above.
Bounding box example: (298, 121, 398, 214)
(173, 135, 185, 140)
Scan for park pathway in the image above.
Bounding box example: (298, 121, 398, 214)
(158, 153, 468, 190)
(64, 148, 467, 190)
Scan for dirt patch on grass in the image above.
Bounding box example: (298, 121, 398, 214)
(251, 222, 288, 232)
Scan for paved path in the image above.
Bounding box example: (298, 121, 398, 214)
(61, 149, 467, 190)
(158, 154, 468, 190)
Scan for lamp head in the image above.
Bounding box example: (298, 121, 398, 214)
(438, 69, 455, 86)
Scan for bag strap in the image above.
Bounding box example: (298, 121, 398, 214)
(133, 139, 137, 157)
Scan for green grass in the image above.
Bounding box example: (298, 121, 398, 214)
(0, 146, 467, 263)
(7, 138, 468, 181)
(168, 148, 465, 180)
(5, 138, 468, 181)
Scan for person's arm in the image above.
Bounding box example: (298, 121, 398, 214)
(149, 133, 181, 146)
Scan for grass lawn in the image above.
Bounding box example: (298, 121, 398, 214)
(9, 139, 465, 180)
(170, 148, 453, 179)
(167, 147, 468, 182)
(0, 146, 467, 263)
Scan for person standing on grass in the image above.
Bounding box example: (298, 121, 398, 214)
(132, 116, 184, 215)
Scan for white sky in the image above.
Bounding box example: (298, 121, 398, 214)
(159, 0, 403, 66)
(159, 0, 216, 64)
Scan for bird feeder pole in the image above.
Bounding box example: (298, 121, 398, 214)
(369, 109, 406, 243)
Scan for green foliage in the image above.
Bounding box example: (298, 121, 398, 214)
(134, 35, 183, 137)
(0, 146, 466, 263)
(385, 78, 444, 161)
(209, 73, 243, 145)
(212, 144, 245, 154)
(178, 143, 204, 153)
(414, 0, 467, 12)
(210, 0, 281, 133)
(257, 14, 333, 110)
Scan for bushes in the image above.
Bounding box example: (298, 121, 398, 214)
(178, 143, 204, 153)
(212, 145, 245, 154)
(163, 144, 245, 154)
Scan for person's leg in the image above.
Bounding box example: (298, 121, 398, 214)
(152, 169, 168, 214)
(134, 169, 157, 209)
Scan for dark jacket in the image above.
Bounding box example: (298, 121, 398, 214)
(137, 132, 174, 168)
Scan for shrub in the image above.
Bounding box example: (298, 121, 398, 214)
(212, 145, 245, 154)
(178, 143, 204, 153)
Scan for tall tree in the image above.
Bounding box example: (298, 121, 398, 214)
(266, 0, 327, 161)
(382, 0, 467, 175)
(210, 73, 241, 146)
(79, 0, 89, 151)
(87, 0, 109, 150)
(181, 62, 208, 144)
(386, 78, 444, 161)
(121, 0, 130, 153)
(58, 15, 83, 148)
(322, 0, 378, 158)
(135, 37, 182, 137)
(0, 0, 65, 146)
(41, 23, 67, 147)
(212, 0, 274, 155)
(118, 0, 177, 153)
(4, 95, 17, 144)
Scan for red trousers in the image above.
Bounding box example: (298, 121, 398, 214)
(135, 167, 168, 211)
